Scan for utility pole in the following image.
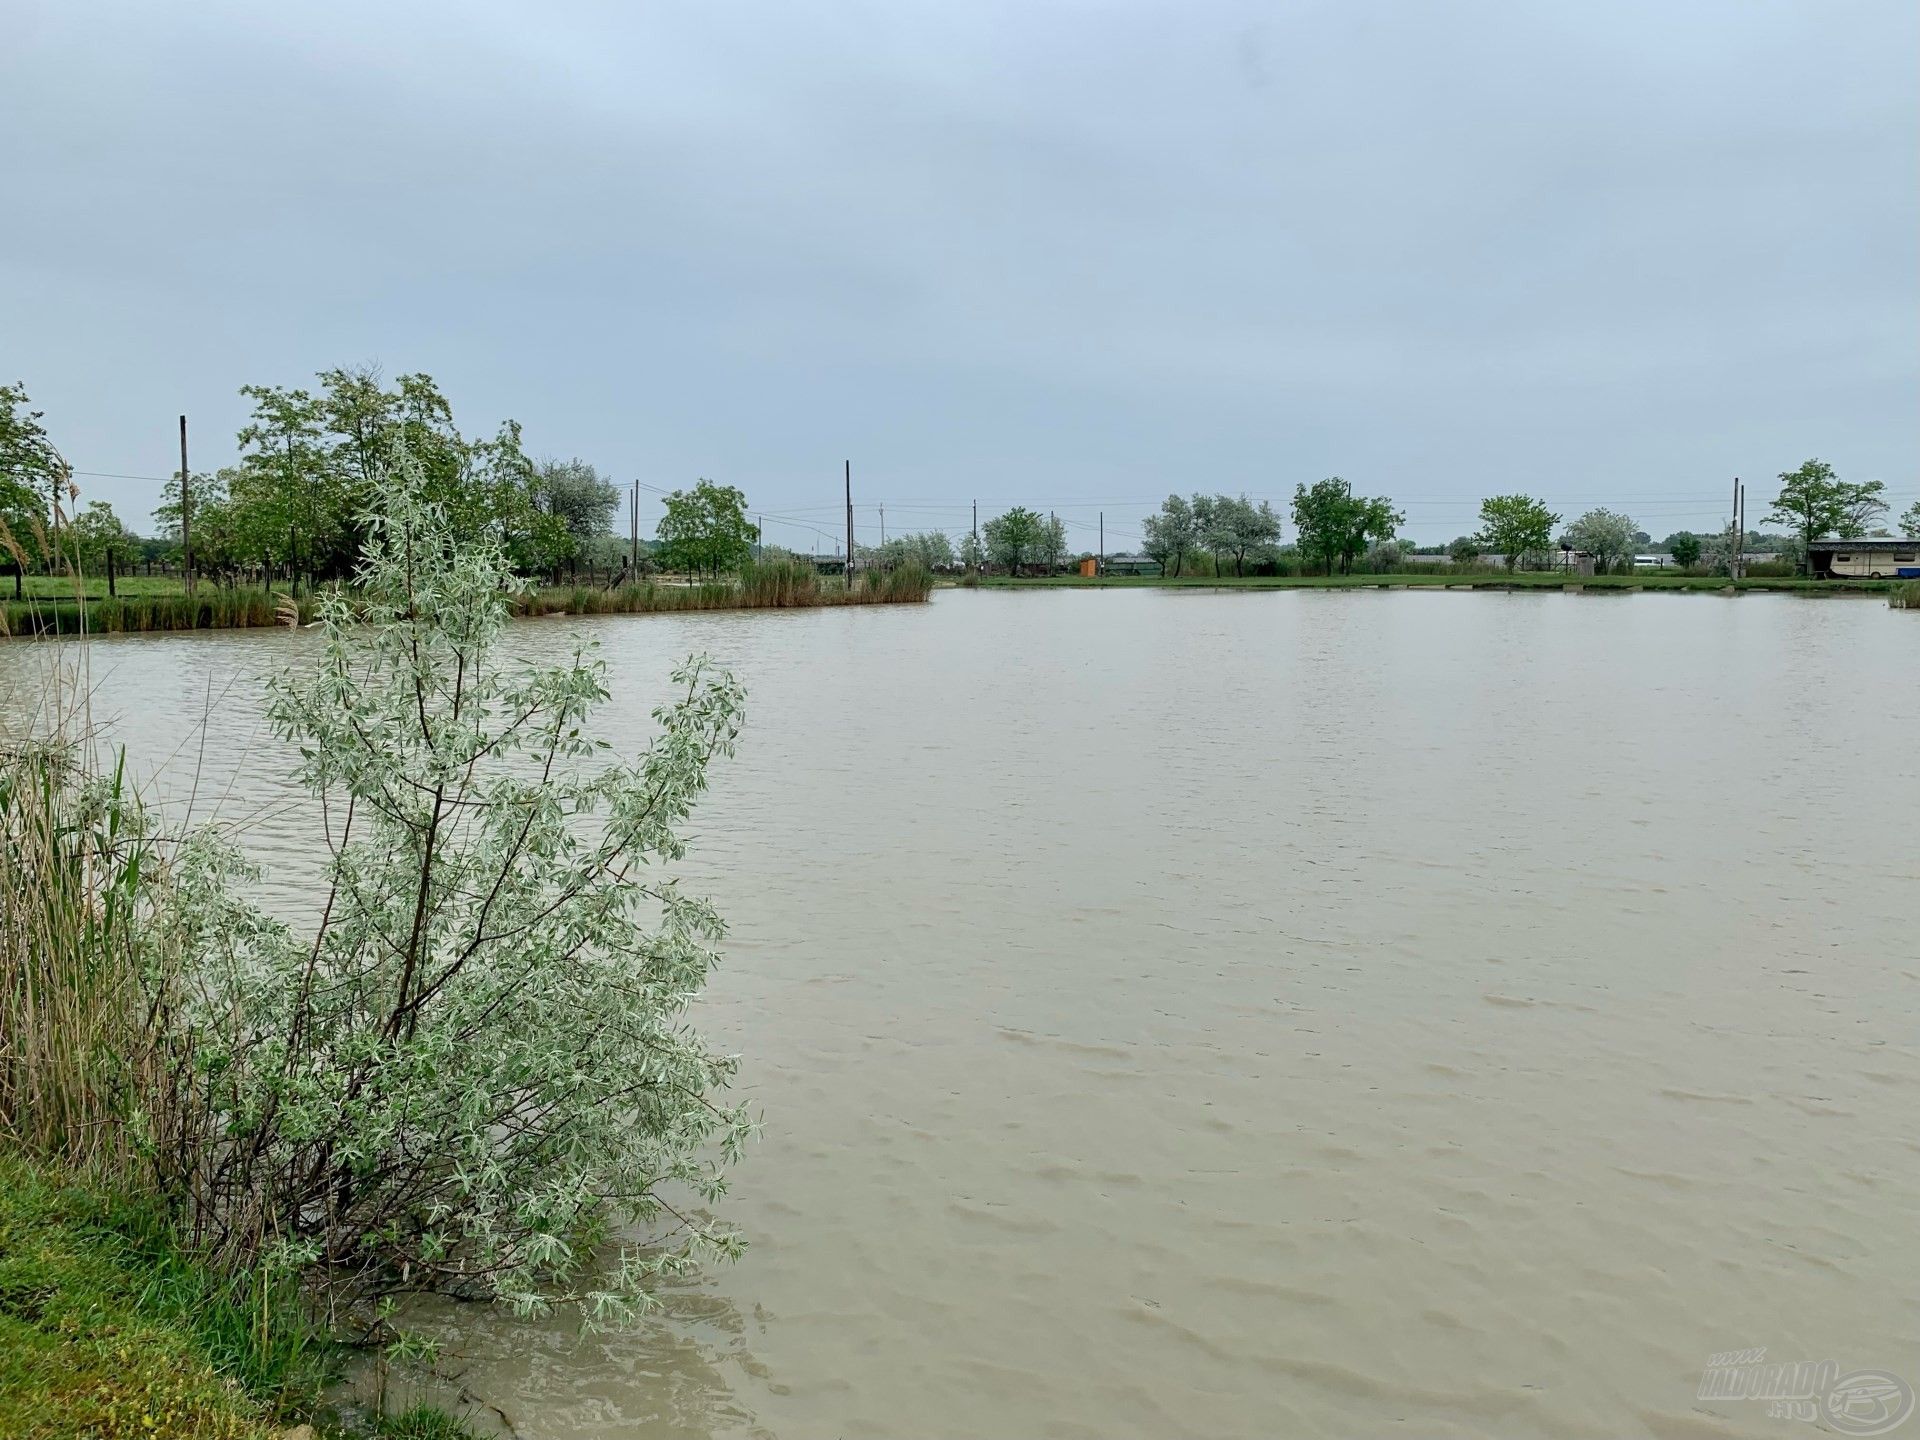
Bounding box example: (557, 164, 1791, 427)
(630, 480, 639, 578)
(844, 461, 854, 580)
(1738, 479, 1746, 580)
(178, 414, 193, 595)
(878, 502, 885, 548)
(1730, 476, 1742, 582)
(1099, 511, 1104, 576)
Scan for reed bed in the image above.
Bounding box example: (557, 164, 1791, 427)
(1, 588, 311, 637)
(0, 564, 934, 639)
(0, 742, 156, 1178)
(516, 562, 933, 618)
(855, 563, 935, 603)
(738, 557, 823, 607)
(1891, 580, 1920, 610)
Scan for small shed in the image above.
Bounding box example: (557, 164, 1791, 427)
(1103, 553, 1162, 577)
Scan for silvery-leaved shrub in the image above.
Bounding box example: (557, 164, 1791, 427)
(150, 448, 750, 1326)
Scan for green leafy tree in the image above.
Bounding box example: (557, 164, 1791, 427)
(536, 458, 621, 574)
(0, 382, 63, 586)
(66, 501, 136, 575)
(236, 383, 331, 582)
(1141, 494, 1197, 577)
(958, 531, 986, 571)
(1900, 501, 1920, 536)
(150, 448, 751, 1322)
(1765, 459, 1886, 570)
(1292, 478, 1404, 575)
(1667, 531, 1703, 568)
(227, 368, 560, 584)
(1448, 535, 1481, 565)
(655, 480, 755, 580)
(154, 468, 242, 581)
(1038, 514, 1068, 572)
(1474, 494, 1559, 571)
(1562, 508, 1639, 573)
(983, 506, 1046, 574)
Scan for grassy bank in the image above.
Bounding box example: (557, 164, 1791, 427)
(0, 1156, 473, 1440)
(0, 1154, 294, 1439)
(973, 571, 1896, 595)
(12, 575, 196, 602)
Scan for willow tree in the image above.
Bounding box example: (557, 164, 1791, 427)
(151, 449, 751, 1324)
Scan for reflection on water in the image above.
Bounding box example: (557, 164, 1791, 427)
(5, 589, 1917, 1439)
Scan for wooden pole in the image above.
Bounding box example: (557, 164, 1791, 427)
(845, 461, 853, 580)
(1735, 480, 1751, 579)
(1736, 480, 1745, 579)
(179, 415, 194, 595)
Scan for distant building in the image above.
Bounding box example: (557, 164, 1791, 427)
(1102, 553, 1162, 577)
(1808, 538, 1920, 579)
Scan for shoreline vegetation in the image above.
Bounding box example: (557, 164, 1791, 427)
(5, 561, 1910, 637)
(970, 571, 1903, 596)
(2, 461, 754, 1438)
(0, 1155, 466, 1440)
(0, 558, 935, 638)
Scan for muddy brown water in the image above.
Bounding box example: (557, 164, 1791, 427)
(7, 589, 1916, 1439)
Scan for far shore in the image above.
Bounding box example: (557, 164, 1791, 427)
(969, 571, 1897, 596)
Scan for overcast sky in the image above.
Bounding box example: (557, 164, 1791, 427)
(4, 0, 1914, 549)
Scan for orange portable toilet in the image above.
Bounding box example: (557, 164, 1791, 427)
(1078, 556, 1098, 578)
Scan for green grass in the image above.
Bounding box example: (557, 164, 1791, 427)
(13, 574, 194, 601)
(0, 1155, 485, 1440)
(973, 571, 1891, 595)
(0, 1155, 288, 1438)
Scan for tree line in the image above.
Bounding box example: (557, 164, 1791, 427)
(8, 375, 1904, 590)
(1089, 458, 1907, 579)
(1450, 460, 1905, 574)
(0, 373, 790, 594)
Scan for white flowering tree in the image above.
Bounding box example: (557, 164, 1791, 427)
(152, 448, 750, 1325)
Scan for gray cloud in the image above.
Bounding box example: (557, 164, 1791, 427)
(4, 0, 1914, 548)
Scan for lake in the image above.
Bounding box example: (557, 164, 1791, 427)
(5, 588, 1915, 1439)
